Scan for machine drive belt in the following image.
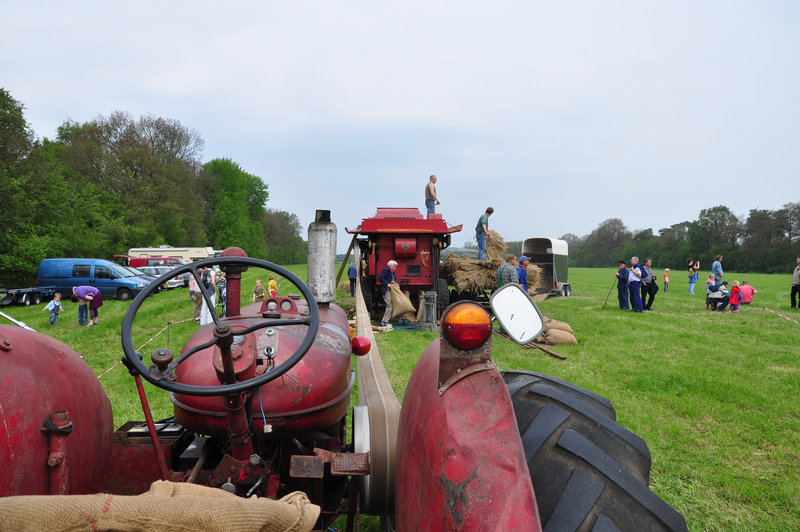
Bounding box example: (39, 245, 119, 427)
(355, 267, 401, 516)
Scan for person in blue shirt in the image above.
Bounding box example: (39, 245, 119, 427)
(517, 256, 529, 292)
(348, 262, 357, 297)
(616, 260, 629, 309)
(42, 292, 64, 324)
(711, 255, 724, 284)
(379, 260, 398, 327)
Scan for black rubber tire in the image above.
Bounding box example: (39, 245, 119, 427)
(360, 277, 373, 312)
(503, 370, 687, 532)
(20, 295, 30, 306)
(437, 278, 449, 307)
(117, 288, 132, 301)
(33, 293, 42, 305)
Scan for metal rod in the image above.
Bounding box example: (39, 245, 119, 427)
(133, 375, 170, 480)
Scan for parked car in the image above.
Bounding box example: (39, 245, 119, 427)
(36, 258, 151, 300)
(137, 266, 185, 289)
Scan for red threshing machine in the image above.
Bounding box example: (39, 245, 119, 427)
(0, 212, 686, 531)
(346, 207, 462, 321)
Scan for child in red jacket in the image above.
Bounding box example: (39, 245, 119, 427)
(728, 280, 741, 312)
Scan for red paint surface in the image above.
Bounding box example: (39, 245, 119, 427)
(171, 302, 354, 438)
(395, 340, 542, 531)
(0, 325, 113, 496)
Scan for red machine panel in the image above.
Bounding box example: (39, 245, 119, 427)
(394, 238, 417, 259)
(0, 325, 114, 496)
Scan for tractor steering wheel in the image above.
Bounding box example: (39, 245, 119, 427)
(121, 257, 320, 397)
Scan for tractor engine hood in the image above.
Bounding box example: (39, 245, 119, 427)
(170, 301, 354, 439)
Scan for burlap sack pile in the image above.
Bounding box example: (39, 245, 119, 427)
(537, 318, 578, 345)
(0, 480, 319, 532)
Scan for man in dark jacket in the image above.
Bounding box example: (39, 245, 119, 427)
(640, 258, 659, 310)
(616, 260, 629, 310)
(379, 260, 398, 327)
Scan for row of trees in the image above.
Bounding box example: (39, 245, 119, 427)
(0, 88, 306, 286)
(559, 204, 800, 273)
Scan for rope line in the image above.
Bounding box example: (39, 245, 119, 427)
(97, 316, 195, 379)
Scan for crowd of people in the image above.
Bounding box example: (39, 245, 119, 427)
(612, 253, 770, 313)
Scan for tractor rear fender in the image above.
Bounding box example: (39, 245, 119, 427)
(394, 302, 542, 531)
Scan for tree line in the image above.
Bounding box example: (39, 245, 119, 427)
(500, 204, 799, 274)
(554, 204, 800, 273)
(0, 88, 307, 286)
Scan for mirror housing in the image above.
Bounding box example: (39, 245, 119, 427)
(489, 284, 545, 344)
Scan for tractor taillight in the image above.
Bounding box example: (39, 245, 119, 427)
(443, 302, 492, 350)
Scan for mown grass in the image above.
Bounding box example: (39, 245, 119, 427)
(375, 268, 800, 532)
(4, 266, 798, 531)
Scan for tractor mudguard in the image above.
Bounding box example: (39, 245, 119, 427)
(395, 340, 542, 531)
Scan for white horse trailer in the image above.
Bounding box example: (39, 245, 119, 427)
(521, 237, 571, 297)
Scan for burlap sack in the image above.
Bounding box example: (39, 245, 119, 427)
(0, 480, 319, 532)
(389, 283, 415, 319)
(544, 319, 575, 335)
(542, 328, 578, 345)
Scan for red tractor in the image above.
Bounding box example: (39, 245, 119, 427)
(0, 216, 686, 531)
(346, 207, 462, 321)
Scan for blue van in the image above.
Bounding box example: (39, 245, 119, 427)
(36, 258, 151, 300)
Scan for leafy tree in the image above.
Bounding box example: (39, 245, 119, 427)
(687, 206, 742, 269)
(204, 158, 269, 258)
(264, 209, 307, 264)
(0, 88, 34, 165)
(57, 112, 208, 249)
(580, 218, 633, 267)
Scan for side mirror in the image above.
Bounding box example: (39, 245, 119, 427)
(489, 284, 545, 344)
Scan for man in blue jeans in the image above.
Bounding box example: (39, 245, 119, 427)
(475, 207, 494, 260)
(424, 175, 440, 218)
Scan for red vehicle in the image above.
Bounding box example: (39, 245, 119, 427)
(0, 216, 686, 531)
(346, 207, 462, 320)
(113, 255, 186, 268)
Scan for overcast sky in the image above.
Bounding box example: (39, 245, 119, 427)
(3, 1, 798, 253)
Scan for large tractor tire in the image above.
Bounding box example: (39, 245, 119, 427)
(502, 370, 687, 532)
(360, 277, 373, 312)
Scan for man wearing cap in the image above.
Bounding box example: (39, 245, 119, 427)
(517, 256, 530, 292)
(616, 260, 630, 310)
(708, 281, 730, 311)
(791, 256, 800, 309)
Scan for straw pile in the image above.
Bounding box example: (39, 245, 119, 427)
(485, 230, 506, 262)
(441, 231, 552, 294)
(525, 264, 543, 295)
(440, 254, 501, 293)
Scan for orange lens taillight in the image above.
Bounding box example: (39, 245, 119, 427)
(443, 303, 492, 350)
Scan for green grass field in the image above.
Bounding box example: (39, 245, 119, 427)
(3, 266, 798, 531)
